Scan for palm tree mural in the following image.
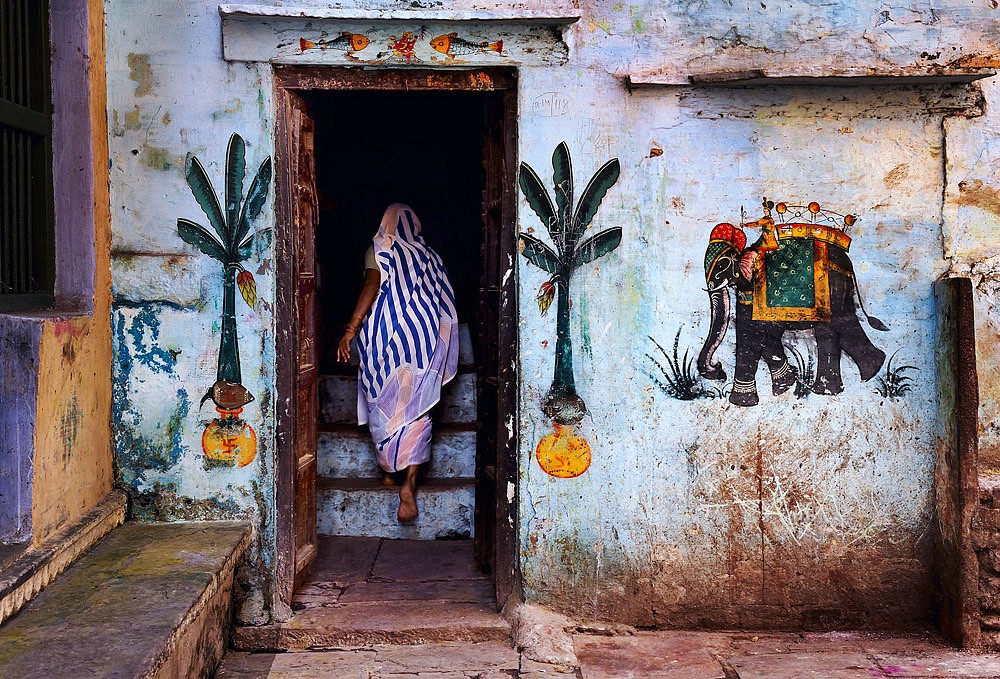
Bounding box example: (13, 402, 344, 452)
(177, 133, 271, 415)
(176, 133, 271, 468)
(518, 142, 621, 425)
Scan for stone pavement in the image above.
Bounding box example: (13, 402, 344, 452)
(218, 630, 1000, 678)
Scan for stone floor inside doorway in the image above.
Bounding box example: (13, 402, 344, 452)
(231, 536, 508, 651)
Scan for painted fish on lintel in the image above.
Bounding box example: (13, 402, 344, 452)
(430, 33, 504, 59)
(300, 33, 371, 54)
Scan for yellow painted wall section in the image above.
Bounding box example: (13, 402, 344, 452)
(31, 0, 113, 545)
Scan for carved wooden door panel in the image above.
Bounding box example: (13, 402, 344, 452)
(289, 91, 318, 588)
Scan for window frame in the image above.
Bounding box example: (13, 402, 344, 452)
(0, 0, 55, 311)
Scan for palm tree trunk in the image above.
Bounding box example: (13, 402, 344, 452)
(218, 268, 241, 384)
(551, 278, 575, 395)
(543, 277, 587, 425)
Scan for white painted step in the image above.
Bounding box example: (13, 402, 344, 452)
(317, 478, 474, 540)
(320, 372, 477, 426)
(318, 425, 476, 479)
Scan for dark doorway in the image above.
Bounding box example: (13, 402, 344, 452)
(274, 68, 519, 613)
(311, 90, 484, 372)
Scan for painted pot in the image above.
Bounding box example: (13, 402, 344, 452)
(202, 407, 257, 468)
(535, 423, 591, 478)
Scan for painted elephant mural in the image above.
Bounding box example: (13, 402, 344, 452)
(697, 200, 888, 407)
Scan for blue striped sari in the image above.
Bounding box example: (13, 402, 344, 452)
(356, 204, 459, 472)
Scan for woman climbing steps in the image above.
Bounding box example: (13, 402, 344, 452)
(337, 204, 459, 523)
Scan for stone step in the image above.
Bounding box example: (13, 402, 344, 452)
(230, 600, 509, 650)
(318, 424, 476, 479)
(0, 490, 127, 626)
(317, 477, 474, 540)
(320, 372, 477, 426)
(0, 521, 251, 679)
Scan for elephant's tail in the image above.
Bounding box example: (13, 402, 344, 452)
(854, 274, 889, 332)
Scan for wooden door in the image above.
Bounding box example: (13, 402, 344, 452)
(287, 91, 319, 590)
(475, 87, 518, 608)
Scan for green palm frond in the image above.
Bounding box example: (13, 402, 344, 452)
(518, 162, 558, 249)
(552, 142, 573, 238)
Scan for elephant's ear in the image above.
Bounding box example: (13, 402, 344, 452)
(704, 241, 736, 280)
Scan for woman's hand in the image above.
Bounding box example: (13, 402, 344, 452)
(339, 269, 381, 364)
(337, 328, 357, 363)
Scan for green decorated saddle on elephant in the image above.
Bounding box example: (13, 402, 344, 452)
(752, 223, 852, 324)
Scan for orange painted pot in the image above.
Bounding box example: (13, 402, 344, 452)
(535, 423, 591, 478)
(202, 407, 257, 468)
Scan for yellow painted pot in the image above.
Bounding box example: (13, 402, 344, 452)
(535, 423, 591, 478)
(202, 407, 257, 468)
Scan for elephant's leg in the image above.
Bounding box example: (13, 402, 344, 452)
(812, 324, 845, 395)
(730, 308, 766, 407)
(832, 314, 886, 382)
(825, 264, 886, 382)
(760, 331, 798, 396)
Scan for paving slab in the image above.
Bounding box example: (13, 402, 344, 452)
(863, 649, 1000, 677)
(303, 536, 380, 587)
(339, 577, 496, 603)
(576, 631, 728, 678)
(374, 640, 519, 673)
(217, 650, 377, 678)
(521, 657, 579, 677)
(727, 650, 880, 678)
(373, 539, 488, 582)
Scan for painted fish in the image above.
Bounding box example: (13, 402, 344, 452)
(299, 33, 371, 53)
(429, 33, 503, 58)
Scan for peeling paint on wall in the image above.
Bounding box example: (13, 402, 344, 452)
(106, 0, 1000, 629)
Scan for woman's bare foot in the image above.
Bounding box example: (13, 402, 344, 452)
(397, 465, 419, 523)
(380, 472, 396, 487)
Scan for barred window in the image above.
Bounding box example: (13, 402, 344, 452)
(0, 0, 53, 307)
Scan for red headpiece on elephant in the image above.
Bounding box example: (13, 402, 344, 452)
(709, 222, 747, 253)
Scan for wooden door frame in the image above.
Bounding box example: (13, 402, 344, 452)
(272, 66, 520, 611)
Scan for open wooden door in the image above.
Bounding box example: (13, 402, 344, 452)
(275, 88, 319, 605)
(475, 86, 519, 609)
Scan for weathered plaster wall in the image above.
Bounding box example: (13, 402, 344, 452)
(945, 76, 1000, 471)
(516, 73, 957, 628)
(106, 0, 276, 620)
(105, 0, 999, 628)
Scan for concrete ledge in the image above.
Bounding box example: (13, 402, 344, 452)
(0, 489, 127, 625)
(0, 521, 252, 678)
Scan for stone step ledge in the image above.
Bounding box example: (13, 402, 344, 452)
(318, 423, 476, 478)
(0, 489, 128, 626)
(0, 521, 252, 678)
(232, 600, 509, 651)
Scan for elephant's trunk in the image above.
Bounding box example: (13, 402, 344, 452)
(698, 286, 730, 381)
